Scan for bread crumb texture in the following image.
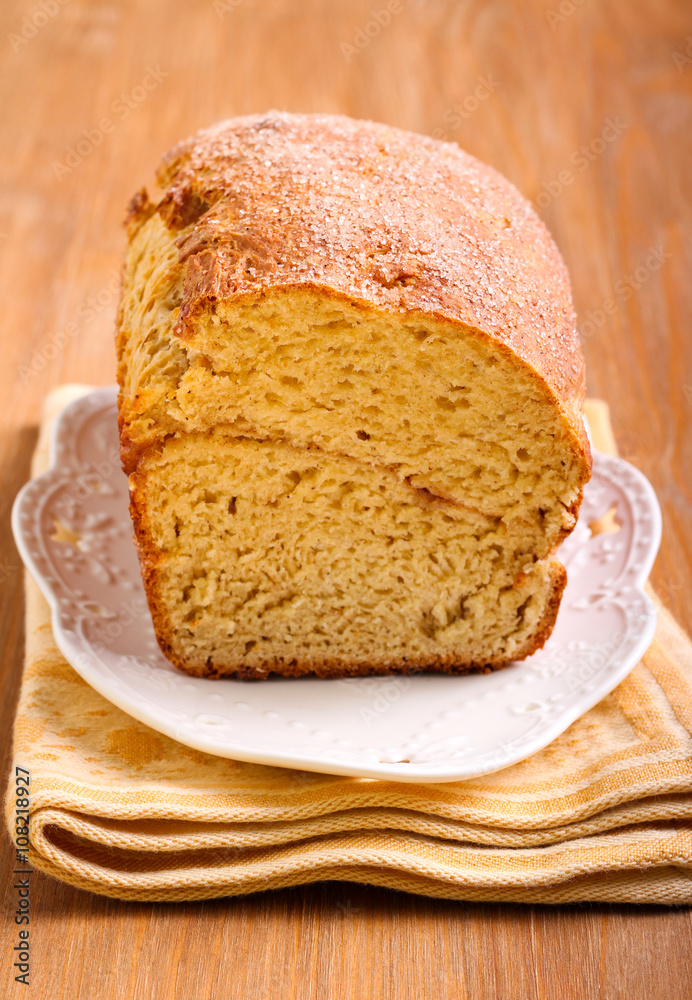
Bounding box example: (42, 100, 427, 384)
(118, 112, 591, 678)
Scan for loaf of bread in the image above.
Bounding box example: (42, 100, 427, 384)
(117, 112, 591, 679)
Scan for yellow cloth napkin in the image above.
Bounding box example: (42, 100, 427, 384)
(6, 388, 692, 903)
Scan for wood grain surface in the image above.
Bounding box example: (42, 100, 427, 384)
(1, 0, 691, 996)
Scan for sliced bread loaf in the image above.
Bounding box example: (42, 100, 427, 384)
(117, 112, 591, 678)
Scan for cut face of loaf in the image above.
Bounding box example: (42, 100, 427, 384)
(118, 112, 591, 678)
(132, 433, 566, 676)
(122, 230, 585, 678)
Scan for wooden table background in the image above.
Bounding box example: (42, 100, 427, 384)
(1, 0, 691, 996)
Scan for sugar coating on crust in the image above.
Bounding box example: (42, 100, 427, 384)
(150, 112, 587, 443)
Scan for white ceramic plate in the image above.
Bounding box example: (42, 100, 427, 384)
(12, 387, 661, 782)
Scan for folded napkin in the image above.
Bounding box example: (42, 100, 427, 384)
(6, 388, 692, 903)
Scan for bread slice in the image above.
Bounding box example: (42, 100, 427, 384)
(117, 112, 591, 679)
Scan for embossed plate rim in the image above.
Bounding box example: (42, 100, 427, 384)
(12, 387, 662, 782)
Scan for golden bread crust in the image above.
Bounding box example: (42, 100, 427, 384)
(126, 111, 589, 470)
